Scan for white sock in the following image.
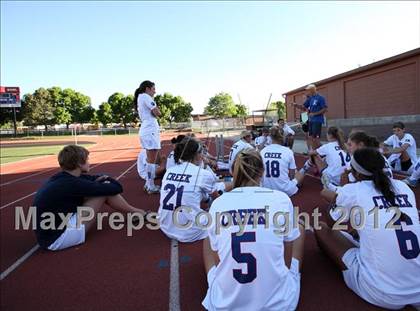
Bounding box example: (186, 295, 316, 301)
(146, 162, 156, 188)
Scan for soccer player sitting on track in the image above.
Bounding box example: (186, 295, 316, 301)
(228, 130, 254, 174)
(321, 131, 393, 194)
(402, 157, 420, 188)
(254, 127, 271, 151)
(382, 121, 417, 172)
(277, 118, 295, 149)
(137, 149, 166, 191)
(34, 145, 147, 251)
(158, 136, 231, 243)
(314, 148, 420, 310)
(134, 80, 162, 194)
(202, 148, 305, 311)
(302, 127, 350, 188)
(260, 126, 305, 197)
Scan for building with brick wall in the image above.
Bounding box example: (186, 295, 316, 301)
(283, 48, 420, 142)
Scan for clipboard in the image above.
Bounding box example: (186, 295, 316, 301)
(300, 112, 308, 123)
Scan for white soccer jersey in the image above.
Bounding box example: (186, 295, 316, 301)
(203, 187, 301, 311)
(137, 93, 159, 133)
(137, 150, 147, 180)
(316, 141, 350, 185)
(158, 162, 216, 242)
(166, 151, 176, 170)
(283, 124, 295, 136)
(228, 139, 254, 173)
(384, 133, 418, 166)
(260, 144, 297, 195)
(335, 180, 420, 306)
(255, 135, 271, 150)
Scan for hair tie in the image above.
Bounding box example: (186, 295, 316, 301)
(350, 157, 373, 176)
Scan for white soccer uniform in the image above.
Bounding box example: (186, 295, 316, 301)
(203, 187, 301, 311)
(409, 158, 420, 180)
(261, 144, 298, 196)
(384, 133, 417, 169)
(137, 93, 161, 150)
(158, 162, 216, 242)
(137, 150, 147, 180)
(166, 150, 176, 170)
(255, 135, 271, 150)
(228, 139, 254, 173)
(316, 141, 350, 185)
(283, 124, 295, 136)
(334, 180, 420, 309)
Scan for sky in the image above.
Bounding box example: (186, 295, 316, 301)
(1, 1, 419, 113)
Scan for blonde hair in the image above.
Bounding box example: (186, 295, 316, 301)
(270, 126, 284, 144)
(233, 148, 264, 188)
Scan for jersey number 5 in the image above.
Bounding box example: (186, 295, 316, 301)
(231, 232, 257, 284)
(162, 184, 184, 211)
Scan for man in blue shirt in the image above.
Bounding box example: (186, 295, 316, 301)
(293, 84, 327, 150)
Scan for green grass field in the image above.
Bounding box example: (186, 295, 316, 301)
(0, 144, 93, 164)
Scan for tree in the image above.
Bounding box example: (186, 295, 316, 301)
(204, 92, 237, 118)
(22, 88, 56, 130)
(97, 102, 113, 127)
(154, 93, 193, 125)
(107, 92, 137, 128)
(269, 100, 286, 119)
(234, 103, 248, 117)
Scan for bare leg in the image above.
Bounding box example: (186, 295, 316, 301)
(203, 237, 220, 274)
(313, 154, 327, 172)
(320, 189, 337, 203)
(314, 221, 356, 271)
(82, 195, 146, 233)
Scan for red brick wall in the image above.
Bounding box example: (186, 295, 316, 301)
(286, 54, 420, 122)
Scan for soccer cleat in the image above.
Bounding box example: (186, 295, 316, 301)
(402, 178, 418, 188)
(147, 185, 161, 194)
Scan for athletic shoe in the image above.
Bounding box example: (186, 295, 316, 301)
(402, 178, 418, 188)
(147, 185, 161, 194)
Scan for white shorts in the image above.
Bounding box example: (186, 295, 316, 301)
(342, 248, 415, 310)
(140, 130, 161, 150)
(48, 214, 85, 251)
(203, 258, 300, 310)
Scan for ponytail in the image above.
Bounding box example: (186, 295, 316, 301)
(233, 148, 264, 188)
(353, 148, 396, 206)
(133, 80, 155, 112)
(174, 136, 201, 164)
(328, 126, 346, 151)
(270, 126, 284, 144)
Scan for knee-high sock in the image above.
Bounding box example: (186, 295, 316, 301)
(146, 162, 156, 188)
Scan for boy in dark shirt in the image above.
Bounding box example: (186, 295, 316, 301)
(34, 145, 146, 250)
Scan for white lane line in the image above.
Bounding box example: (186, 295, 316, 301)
(0, 192, 37, 211)
(169, 239, 181, 311)
(0, 159, 137, 281)
(0, 142, 105, 186)
(0, 245, 40, 281)
(0, 145, 137, 210)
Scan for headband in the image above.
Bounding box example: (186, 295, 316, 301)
(350, 157, 373, 176)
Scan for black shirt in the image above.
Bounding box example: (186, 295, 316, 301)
(33, 171, 123, 249)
